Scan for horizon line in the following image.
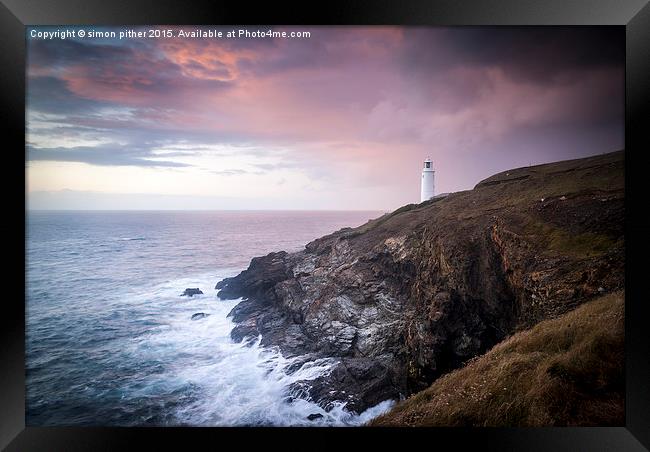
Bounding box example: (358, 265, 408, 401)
(26, 208, 390, 212)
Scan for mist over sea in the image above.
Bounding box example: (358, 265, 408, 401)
(26, 210, 393, 426)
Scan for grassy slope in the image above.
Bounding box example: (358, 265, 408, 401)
(370, 291, 624, 427)
(342, 151, 623, 256)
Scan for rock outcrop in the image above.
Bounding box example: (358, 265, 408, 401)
(181, 288, 203, 297)
(191, 312, 210, 320)
(216, 151, 625, 413)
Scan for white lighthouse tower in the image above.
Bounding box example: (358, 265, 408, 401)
(420, 158, 435, 202)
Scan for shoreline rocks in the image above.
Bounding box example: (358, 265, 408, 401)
(191, 312, 210, 320)
(181, 288, 203, 297)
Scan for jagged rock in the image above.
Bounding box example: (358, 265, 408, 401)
(230, 319, 259, 343)
(216, 251, 289, 301)
(216, 151, 625, 414)
(307, 413, 323, 421)
(288, 357, 401, 413)
(191, 312, 209, 320)
(181, 288, 203, 297)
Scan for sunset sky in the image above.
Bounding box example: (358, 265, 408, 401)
(26, 26, 624, 211)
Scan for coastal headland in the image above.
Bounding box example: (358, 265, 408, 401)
(216, 150, 625, 423)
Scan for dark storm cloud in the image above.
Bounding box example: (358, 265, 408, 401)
(28, 37, 233, 111)
(395, 26, 624, 123)
(402, 27, 624, 83)
(28, 38, 136, 68)
(27, 76, 111, 114)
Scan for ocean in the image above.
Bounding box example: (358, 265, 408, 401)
(25, 210, 395, 426)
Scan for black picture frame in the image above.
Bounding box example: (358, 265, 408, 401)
(3, 0, 649, 449)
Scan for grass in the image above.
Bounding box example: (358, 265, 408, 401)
(522, 219, 618, 258)
(340, 203, 422, 238)
(369, 291, 624, 427)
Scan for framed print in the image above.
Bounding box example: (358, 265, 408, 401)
(2, 0, 650, 449)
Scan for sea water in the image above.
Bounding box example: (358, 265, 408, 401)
(25, 210, 395, 426)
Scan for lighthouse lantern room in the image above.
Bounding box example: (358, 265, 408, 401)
(420, 158, 435, 202)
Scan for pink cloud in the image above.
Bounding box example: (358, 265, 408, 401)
(27, 27, 624, 208)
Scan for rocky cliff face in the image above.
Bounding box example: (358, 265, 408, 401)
(216, 151, 625, 414)
(370, 291, 625, 426)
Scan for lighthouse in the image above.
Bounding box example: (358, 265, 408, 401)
(420, 158, 435, 202)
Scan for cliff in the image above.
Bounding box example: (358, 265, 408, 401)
(216, 150, 624, 415)
(370, 291, 624, 426)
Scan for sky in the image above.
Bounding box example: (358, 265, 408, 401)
(26, 26, 624, 211)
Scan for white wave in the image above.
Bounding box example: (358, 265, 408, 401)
(122, 271, 394, 426)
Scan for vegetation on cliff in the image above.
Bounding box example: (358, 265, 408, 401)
(370, 291, 624, 426)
